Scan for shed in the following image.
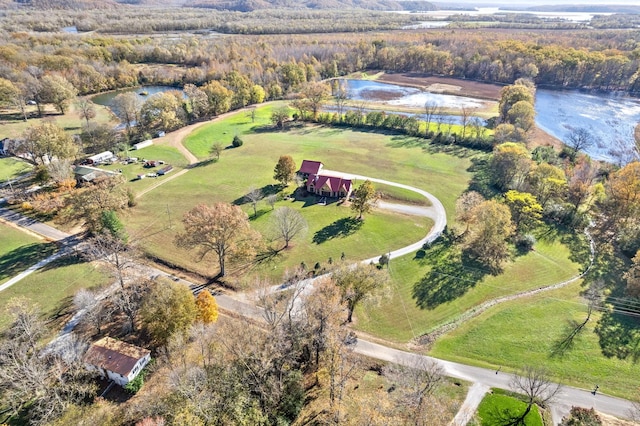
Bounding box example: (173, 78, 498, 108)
(84, 337, 151, 387)
(157, 165, 173, 175)
(87, 151, 115, 165)
(134, 140, 153, 150)
(73, 165, 117, 183)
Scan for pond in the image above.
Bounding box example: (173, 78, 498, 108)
(92, 85, 181, 115)
(342, 79, 640, 162)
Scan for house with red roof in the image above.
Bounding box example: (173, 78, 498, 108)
(307, 174, 353, 198)
(84, 337, 151, 386)
(298, 160, 323, 179)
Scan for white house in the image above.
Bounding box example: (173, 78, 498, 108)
(84, 337, 151, 386)
(134, 140, 153, 150)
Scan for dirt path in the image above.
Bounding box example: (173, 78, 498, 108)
(135, 168, 190, 199)
(154, 122, 204, 165)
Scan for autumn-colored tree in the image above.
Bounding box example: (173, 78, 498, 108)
(273, 155, 296, 186)
(202, 80, 233, 116)
(351, 180, 377, 220)
(184, 83, 208, 120)
(527, 163, 567, 208)
(0, 77, 28, 121)
(75, 98, 96, 124)
(245, 186, 264, 217)
(465, 199, 515, 273)
(175, 203, 262, 277)
(195, 289, 219, 324)
(624, 250, 640, 298)
(333, 263, 389, 323)
(139, 91, 187, 133)
(499, 82, 535, 122)
(209, 142, 223, 160)
(489, 142, 532, 191)
(141, 279, 197, 345)
(504, 190, 543, 232)
(112, 92, 141, 141)
(455, 191, 485, 234)
(38, 74, 77, 114)
(17, 121, 78, 165)
(270, 106, 290, 129)
(294, 81, 330, 119)
(602, 161, 640, 226)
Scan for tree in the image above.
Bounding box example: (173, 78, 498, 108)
(62, 175, 128, 233)
(565, 127, 595, 157)
(527, 163, 567, 208)
(455, 191, 485, 234)
(232, 135, 243, 147)
(73, 289, 112, 336)
(464, 199, 515, 273)
(270, 207, 308, 249)
(75, 98, 96, 124)
(273, 155, 296, 186)
(270, 106, 290, 129)
(18, 121, 78, 165)
(384, 358, 444, 425)
(245, 186, 264, 217)
(504, 190, 543, 232)
(499, 82, 535, 122)
(202, 80, 232, 116)
(560, 407, 603, 426)
(333, 79, 351, 120)
(508, 366, 562, 425)
(195, 289, 219, 323)
(139, 91, 187, 133)
(175, 203, 262, 278)
(507, 100, 536, 132)
(184, 83, 208, 120)
(424, 101, 441, 133)
(80, 122, 120, 154)
(209, 142, 223, 160)
(0, 299, 96, 425)
(38, 74, 77, 114)
(249, 84, 266, 104)
(489, 142, 532, 191)
(333, 263, 390, 323)
(265, 194, 278, 210)
(0, 77, 28, 121)
(293, 81, 331, 119)
(112, 92, 141, 141)
(351, 180, 377, 220)
(141, 278, 197, 345)
(624, 250, 640, 298)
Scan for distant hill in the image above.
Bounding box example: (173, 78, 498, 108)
(526, 4, 640, 14)
(125, 0, 436, 11)
(13, 0, 120, 9)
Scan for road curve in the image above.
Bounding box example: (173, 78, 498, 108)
(322, 169, 447, 264)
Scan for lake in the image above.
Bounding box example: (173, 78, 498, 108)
(342, 79, 640, 162)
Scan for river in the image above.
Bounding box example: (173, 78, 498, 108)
(341, 79, 640, 162)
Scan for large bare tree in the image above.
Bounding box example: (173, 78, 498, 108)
(270, 207, 308, 249)
(175, 203, 262, 278)
(507, 366, 563, 425)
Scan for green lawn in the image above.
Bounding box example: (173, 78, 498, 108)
(0, 157, 32, 181)
(477, 389, 543, 426)
(0, 222, 57, 286)
(430, 281, 640, 400)
(0, 101, 115, 140)
(354, 237, 581, 343)
(0, 256, 111, 331)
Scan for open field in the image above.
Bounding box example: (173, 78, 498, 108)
(126, 105, 477, 282)
(476, 389, 543, 426)
(0, 157, 32, 181)
(354, 236, 581, 342)
(376, 73, 504, 101)
(0, 100, 115, 140)
(429, 281, 640, 400)
(0, 222, 56, 286)
(0, 256, 111, 331)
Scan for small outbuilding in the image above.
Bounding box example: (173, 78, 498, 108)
(73, 165, 118, 184)
(86, 151, 115, 165)
(157, 165, 173, 175)
(84, 337, 151, 387)
(134, 140, 153, 150)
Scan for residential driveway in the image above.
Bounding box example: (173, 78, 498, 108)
(0, 206, 72, 241)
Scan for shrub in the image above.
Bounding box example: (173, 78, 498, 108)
(515, 234, 536, 253)
(232, 135, 243, 147)
(21, 201, 33, 210)
(127, 188, 137, 207)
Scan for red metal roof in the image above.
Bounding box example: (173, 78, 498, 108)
(311, 175, 352, 194)
(299, 160, 323, 175)
(84, 337, 150, 377)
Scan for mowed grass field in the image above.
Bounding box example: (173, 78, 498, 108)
(0, 222, 56, 286)
(0, 157, 32, 181)
(125, 104, 476, 283)
(476, 389, 543, 426)
(354, 238, 581, 342)
(430, 280, 640, 400)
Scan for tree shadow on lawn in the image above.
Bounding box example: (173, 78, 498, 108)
(412, 237, 489, 310)
(594, 309, 640, 363)
(386, 135, 425, 149)
(423, 141, 481, 159)
(312, 217, 362, 245)
(0, 242, 57, 282)
(232, 184, 284, 206)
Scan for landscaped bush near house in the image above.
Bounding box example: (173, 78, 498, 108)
(124, 361, 152, 394)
